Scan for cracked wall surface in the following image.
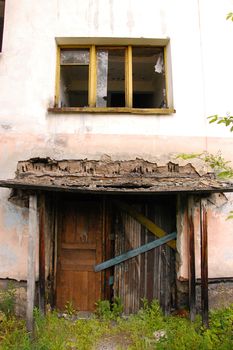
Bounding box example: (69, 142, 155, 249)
(0, 0, 233, 282)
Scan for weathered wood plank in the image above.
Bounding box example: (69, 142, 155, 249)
(56, 198, 102, 311)
(114, 200, 176, 249)
(95, 231, 176, 272)
(39, 194, 46, 315)
(48, 107, 175, 114)
(26, 195, 38, 332)
(188, 196, 196, 322)
(61, 242, 96, 250)
(200, 198, 209, 327)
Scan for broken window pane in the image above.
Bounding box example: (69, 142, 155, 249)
(60, 49, 89, 107)
(60, 49, 90, 65)
(96, 49, 125, 107)
(132, 47, 166, 108)
(96, 50, 108, 107)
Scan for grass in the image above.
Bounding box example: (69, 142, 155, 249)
(0, 301, 233, 349)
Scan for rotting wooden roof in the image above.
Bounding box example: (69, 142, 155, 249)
(0, 157, 233, 194)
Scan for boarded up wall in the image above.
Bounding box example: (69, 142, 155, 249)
(113, 196, 176, 314)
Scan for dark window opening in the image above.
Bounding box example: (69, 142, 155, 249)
(110, 92, 125, 107)
(97, 48, 125, 107)
(132, 47, 166, 108)
(0, 0, 5, 52)
(58, 45, 170, 110)
(60, 49, 89, 107)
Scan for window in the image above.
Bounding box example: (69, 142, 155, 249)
(53, 43, 173, 114)
(0, 0, 5, 52)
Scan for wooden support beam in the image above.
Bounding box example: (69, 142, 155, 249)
(39, 194, 46, 315)
(188, 196, 196, 321)
(95, 231, 177, 272)
(27, 195, 38, 332)
(114, 200, 176, 249)
(200, 198, 209, 327)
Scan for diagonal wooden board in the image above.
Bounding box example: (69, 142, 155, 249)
(113, 200, 176, 250)
(95, 231, 177, 272)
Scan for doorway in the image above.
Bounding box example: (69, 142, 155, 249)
(55, 194, 177, 313)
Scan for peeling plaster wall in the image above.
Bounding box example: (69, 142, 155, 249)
(0, 189, 29, 280)
(178, 193, 233, 280)
(0, 0, 233, 280)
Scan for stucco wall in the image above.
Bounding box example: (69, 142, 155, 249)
(0, 0, 233, 281)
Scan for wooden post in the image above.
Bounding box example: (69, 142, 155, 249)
(200, 198, 209, 327)
(188, 196, 196, 321)
(39, 194, 46, 315)
(26, 195, 38, 332)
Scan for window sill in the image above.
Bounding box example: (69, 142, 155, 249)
(48, 107, 175, 115)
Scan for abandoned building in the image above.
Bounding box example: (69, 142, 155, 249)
(0, 0, 233, 329)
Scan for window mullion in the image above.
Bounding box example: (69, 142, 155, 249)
(55, 46, 61, 107)
(125, 45, 133, 108)
(163, 46, 168, 108)
(89, 45, 96, 107)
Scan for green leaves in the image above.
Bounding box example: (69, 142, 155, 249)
(208, 114, 233, 131)
(227, 211, 233, 220)
(177, 151, 233, 180)
(218, 170, 233, 178)
(226, 12, 233, 21)
(176, 153, 203, 160)
(208, 115, 218, 124)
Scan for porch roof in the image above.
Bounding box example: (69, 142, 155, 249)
(0, 157, 233, 194)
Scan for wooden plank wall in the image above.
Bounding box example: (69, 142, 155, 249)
(42, 194, 176, 315)
(114, 208, 141, 314)
(113, 196, 176, 314)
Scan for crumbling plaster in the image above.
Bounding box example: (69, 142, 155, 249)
(0, 134, 233, 280)
(0, 0, 233, 281)
(178, 193, 233, 280)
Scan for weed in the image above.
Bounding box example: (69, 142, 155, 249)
(64, 300, 77, 316)
(112, 296, 124, 319)
(0, 281, 16, 317)
(1, 300, 233, 349)
(95, 297, 124, 321)
(95, 299, 112, 320)
(0, 316, 30, 350)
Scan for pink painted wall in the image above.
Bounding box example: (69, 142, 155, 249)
(0, 0, 233, 281)
(0, 133, 233, 280)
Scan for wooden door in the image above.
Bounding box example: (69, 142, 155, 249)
(56, 197, 102, 311)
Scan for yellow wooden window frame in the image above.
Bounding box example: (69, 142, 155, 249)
(52, 44, 175, 114)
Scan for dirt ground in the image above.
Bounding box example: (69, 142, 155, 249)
(94, 334, 132, 350)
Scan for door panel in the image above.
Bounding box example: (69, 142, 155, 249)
(56, 197, 102, 311)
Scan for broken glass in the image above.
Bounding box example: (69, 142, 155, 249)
(96, 50, 108, 107)
(96, 49, 125, 107)
(60, 49, 90, 65)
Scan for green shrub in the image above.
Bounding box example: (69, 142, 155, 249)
(64, 300, 77, 316)
(32, 308, 110, 350)
(95, 297, 124, 321)
(112, 296, 124, 319)
(95, 299, 112, 320)
(0, 282, 16, 317)
(0, 316, 30, 350)
(1, 300, 233, 349)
